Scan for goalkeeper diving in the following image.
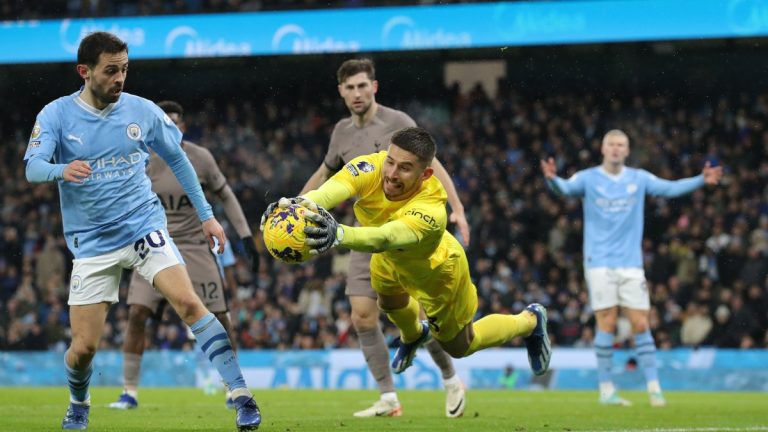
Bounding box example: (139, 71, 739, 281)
(261, 127, 551, 373)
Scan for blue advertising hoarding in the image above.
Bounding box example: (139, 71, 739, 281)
(2, 0, 768, 64)
(2, 348, 767, 391)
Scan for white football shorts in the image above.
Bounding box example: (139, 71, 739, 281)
(68, 229, 184, 305)
(585, 267, 650, 311)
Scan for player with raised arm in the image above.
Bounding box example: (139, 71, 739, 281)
(24, 32, 260, 430)
(540, 129, 722, 407)
(108, 101, 259, 411)
(299, 59, 470, 418)
(264, 127, 551, 389)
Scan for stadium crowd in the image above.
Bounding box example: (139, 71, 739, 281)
(1, 80, 767, 354)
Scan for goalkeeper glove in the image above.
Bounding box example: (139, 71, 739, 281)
(259, 196, 318, 231)
(304, 207, 344, 255)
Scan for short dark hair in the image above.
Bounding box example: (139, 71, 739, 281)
(390, 127, 436, 166)
(156, 100, 184, 117)
(77, 32, 128, 67)
(337, 58, 375, 84)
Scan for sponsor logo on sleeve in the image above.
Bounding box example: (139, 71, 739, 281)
(345, 163, 359, 177)
(28, 140, 41, 149)
(356, 160, 375, 172)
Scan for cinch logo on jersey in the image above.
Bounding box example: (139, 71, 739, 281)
(594, 197, 637, 213)
(84, 152, 143, 182)
(404, 209, 438, 228)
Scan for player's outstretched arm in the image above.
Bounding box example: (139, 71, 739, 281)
(541, 157, 585, 197)
(702, 161, 723, 185)
(305, 209, 420, 255)
(645, 161, 722, 197)
(540, 157, 558, 179)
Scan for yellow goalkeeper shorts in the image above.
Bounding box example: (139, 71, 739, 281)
(370, 250, 478, 342)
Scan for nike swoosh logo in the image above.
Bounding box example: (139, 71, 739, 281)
(448, 397, 464, 416)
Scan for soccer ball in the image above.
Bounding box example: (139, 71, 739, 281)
(262, 204, 317, 264)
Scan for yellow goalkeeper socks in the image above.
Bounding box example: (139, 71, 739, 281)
(384, 297, 423, 343)
(466, 311, 537, 356)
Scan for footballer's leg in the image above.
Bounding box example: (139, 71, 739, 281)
(63, 253, 123, 430)
(154, 265, 261, 430)
(378, 293, 430, 374)
(110, 271, 163, 410)
(215, 311, 238, 409)
(351, 252, 401, 418)
(588, 268, 631, 406)
(349, 295, 403, 417)
(186, 243, 239, 409)
(418, 308, 464, 417)
(627, 308, 665, 407)
(133, 230, 260, 430)
(594, 307, 631, 406)
(621, 269, 665, 407)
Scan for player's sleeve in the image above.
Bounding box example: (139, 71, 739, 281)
(322, 124, 344, 172)
(304, 153, 381, 209)
(642, 169, 705, 197)
(339, 220, 421, 253)
(304, 179, 354, 210)
(340, 202, 439, 253)
(147, 105, 213, 221)
(24, 106, 66, 183)
(547, 171, 586, 197)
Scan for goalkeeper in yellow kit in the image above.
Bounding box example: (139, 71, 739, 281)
(262, 127, 551, 373)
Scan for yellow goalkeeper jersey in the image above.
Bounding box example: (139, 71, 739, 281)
(305, 151, 460, 278)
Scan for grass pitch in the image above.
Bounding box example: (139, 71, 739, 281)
(0, 387, 766, 431)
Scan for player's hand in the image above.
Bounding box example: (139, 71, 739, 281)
(202, 218, 226, 254)
(540, 157, 557, 179)
(702, 161, 723, 185)
(241, 235, 259, 274)
(63, 160, 92, 183)
(259, 196, 318, 231)
(303, 207, 344, 255)
(449, 209, 471, 247)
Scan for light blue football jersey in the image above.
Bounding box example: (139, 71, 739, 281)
(25, 90, 213, 258)
(548, 166, 704, 269)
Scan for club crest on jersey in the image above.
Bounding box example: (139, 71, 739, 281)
(626, 183, 637, 194)
(345, 163, 359, 177)
(356, 160, 375, 173)
(126, 123, 142, 141)
(30, 122, 41, 139)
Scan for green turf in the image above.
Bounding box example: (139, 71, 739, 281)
(0, 387, 766, 431)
